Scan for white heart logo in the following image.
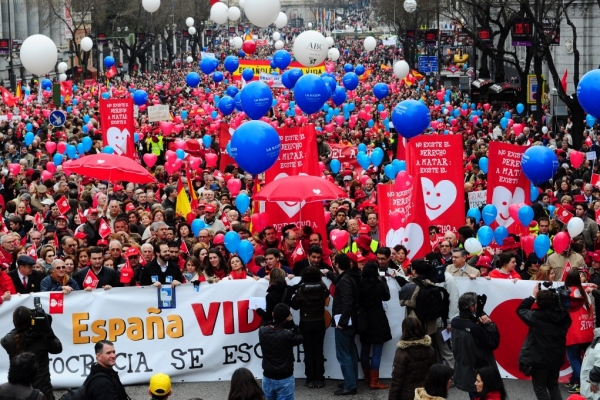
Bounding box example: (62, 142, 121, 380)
(421, 178, 457, 221)
(275, 172, 307, 218)
(563, 211, 569, 217)
(106, 127, 130, 155)
(385, 223, 424, 257)
(492, 186, 525, 227)
(50, 299, 57, 306)
(85, 276, 92, 284)
(313, 189, 321, 195)
(97, 159, 106, 164)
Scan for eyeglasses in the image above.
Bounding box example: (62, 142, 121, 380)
(54, 266, 66, 270)
(47, 254, 56, 258)
(440, 244, 450, 248)
(199, 235, 209, 239)
(66, 244, 77, 247)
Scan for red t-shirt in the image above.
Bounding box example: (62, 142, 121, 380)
(488, 269, 521, 280)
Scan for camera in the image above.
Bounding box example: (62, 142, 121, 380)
(30, 297, 52, 336)
(476, 294, 487, 318)
(538, 281, 571, 309)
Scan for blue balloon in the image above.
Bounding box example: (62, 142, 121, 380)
(342, 72, 359, 90)
(82, 136, 92, 152)
(504, 111, 511, 119)
(72, 99, 78, 106)
(53, 153, 63, 166)
(200, 57, 216, 74)
(41, 79, 52, 90)
(230, 120, 281, 174)
(534, 234, 550, 258)
(461, 103, 468, 110)
(373, 83, 389, 100)
(500, 117, 508, 129)
(186, 72, 201, 87)
(24, 132, 34, 146)
(202, 135, 212, 148)
(482, 204, 498, 226)
(331, 86, 347, 106)
(237, 240, 254, 264)
(587, 114, 597, 128)
(377, 104, 384, 112)
(240, 81, 273, 120)
(227, 85, 239, 97)
(66, 106, 72, 113)
(82, 125, 88, 134)
(518, 205, 534, 227)
(181, 111, 188, 120)
(191, 219, 206, 236)
(101, 92, 110, 99)
(548, 205, 555, 217)
(213, 71, 224, 83)
(321, 75, 336, 93)
(392, 100, 431, 139)
(176, 149, 185, 160)
(104, 56, 115, 68)
(234, 92, 243, 111)
(294, 74, 329, 114)
(281, 71, 294, 89)
(102, 146, 114, 154)
(344, 64, 354, 72)
(579, 70, 600, 118)
(25, 123, 33, 132)
(522, 146, 559, 184)
(477, 226, 494, 247)
(77, 143, 84, 155)
(133, 90, 148, 106)
(224, 231, 241, 253)
(358, 143, 367, 153)
(218, 96, 235, 116)
(273, 50, 291, 70)
(479, 157, 488, 174)
(371, 148, 384, 166)
(242, 68, 254, 81)
(211, 110, 218, 119)
(395, 160, 406, 173)
(238, 50, 246, 58)
(493, 226, 509, 245)
(288, 69, 303, 87)
(384, 164, 395, 180)
(357, 152, 371, 170)
(236, 193, 250, 214)
(224, 56, 239, 73)
(72, 85, 77, 92)
(355, 65, 365, 76)
(530, 182, 539, 203)
(65, 145, 76, 158)
(467, 207, 481, 224)
(330, 159, 341, 174)
(516, 103, 525, 114)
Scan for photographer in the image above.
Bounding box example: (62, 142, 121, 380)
(518, 284, 571, 400)
(451, 292, 500, 399)
(1, 305, 62, 400)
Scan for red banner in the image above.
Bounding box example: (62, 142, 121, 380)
(329, 144, 372, 174)
(100, 98, 136, 158)
(486, 142, 531, 232)
(262, 125, 326, 243)
(49, 293, 64, 314)
(377, 174, 429, 259)
(406, 135, 464, 234)
(60, 81, 73, 97)
(219, 123, 236, 170)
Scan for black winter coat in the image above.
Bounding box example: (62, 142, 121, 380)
(85, 363, 129, 400)
(1, 328, 62, 395)
(331, 270, 361, 328)
(517, 296, 571, 370)
(259, 320, 304, 380)
(291, 281, 329, 323)
(388, 335, 436, 400)
(257, 283, 294, 324)
(359, 277, 392, 344)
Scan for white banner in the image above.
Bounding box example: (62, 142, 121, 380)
(259, 72, 283, 88)
(468, 190, 487, 209)
(200, 52, 216, 59)
(147, 105, 171, 122)
(0, 278, 554, 389)
(382, 38, 397, 46)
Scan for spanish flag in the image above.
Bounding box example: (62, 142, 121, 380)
(15, 82, 22, 100)
(359, 68, 372, 82)
(186, 166, 199, 211)
(175, 177, 192, 220)
(381, 64, 391, 71)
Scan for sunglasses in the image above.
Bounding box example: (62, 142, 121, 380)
(54, 266, 66, 270)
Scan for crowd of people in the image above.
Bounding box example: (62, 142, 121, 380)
(0, 6, 599, 399)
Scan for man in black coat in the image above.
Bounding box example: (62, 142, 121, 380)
(85, 340, 129, 399)
(139, 241, 182, 287)
(74, 247, 121, 290)
(518, 285, 571, 400)
(293, 245, 331, 277)
(8, 255, 43, 294)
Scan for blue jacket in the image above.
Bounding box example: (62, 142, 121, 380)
(40, 276, 79, 292)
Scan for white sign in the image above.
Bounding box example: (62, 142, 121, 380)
(382, 38, 397, 46)
(259, 72, 283, 88)
(200, 52, 216, 59)
(468, 190, 487, 209)
(147, 105, 171, 122)
(586, 151, 597, 161)
(133, 105, 139, 118)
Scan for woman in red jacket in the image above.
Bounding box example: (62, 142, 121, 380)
(474, 366, 507, 400)
(0, 268, 16, 304)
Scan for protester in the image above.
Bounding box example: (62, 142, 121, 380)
(148, 373, 173, 399)
(85, 340, 130, 399)
(8, 255, 43, 294)
(228, 367, 265, 400)
(0, 352, 45, 400)
(256, 268, 294, 326)
(414, 364, 455, 400)
(40, 258, 79, 293)
(473, 366, 508, 400)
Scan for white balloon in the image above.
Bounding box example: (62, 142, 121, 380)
(228, 6, 241, 21)
(274, 40, 284, 49)
(57, 62, 68, 73)
(239, 0, 245, 8)
(308, 22, 312, 28)
(188, 27, 196, 35)
(325, 36, 334, 48)
(328, 47, 340, 61)
(274, 12, 287, 29)
(542, 126, 548, 134)
(345, 25, 350, 29)
(20, 35, 58, 76)
(337, 16, 341, 22)
(210, 2, 229, 25)
(293, 30, 328, 67)
(80, 36, 93, 52)
(364, 36, 376, 51)
(244, 0, 280, 28)
(232, 36, 243, 49)
(59, 73, 67, 82)
(272, 31, 281, 41)
(567, 217, 584, 237)
(142, 0, 160, 13)
(186, 17, 194, 27)
(393, 60, 410, 79)
(186, 56, 193, 63)
(464, 238, 483, 255)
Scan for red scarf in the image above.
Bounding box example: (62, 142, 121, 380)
(229, 270, 247, 280)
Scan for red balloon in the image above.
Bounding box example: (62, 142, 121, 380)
(390, 211, 403, 230)
(330, 229, 349, 251)
(508, 204, 520, 222)
(227, 178, 242, 196)
(570, 150, 585, 169)
(205, 153, 218, 167)
(553, 232, 570, 254)
(520, 234, 535, 256)
(242, 40, 256, 55)
(57, 142, 67, 155)
(143, 153, 158, 168)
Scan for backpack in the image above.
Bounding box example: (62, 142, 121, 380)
(413, 280, 450, 326)
(58, 372, 106, 400)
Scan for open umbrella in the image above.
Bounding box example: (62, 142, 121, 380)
(64, 154, 156, 184)
(253, 175, 347, 203)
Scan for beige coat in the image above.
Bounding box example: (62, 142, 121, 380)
(446, 263, 480, 278)
(547, 252, 585, 281)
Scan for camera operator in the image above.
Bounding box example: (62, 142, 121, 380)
(518, 283, 571, 400)
(1, 305, 62, 400)
(451, 292, 500, 399)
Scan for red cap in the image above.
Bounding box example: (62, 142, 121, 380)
(204, 205, 216, 213)
(242, 216, 251, 222)
(476, 256, 492, 268)
(573, 195, 586, 204)
(126, 247, 140, 257)
(591, 252, 600, 263)
(354, 190, 367, 200)
(113, 184, 123, 191)
(358, 225, 370, 235)
(213, 233, 224, 245)
(97, 239, 108, 246)
(125, 203, 136, 212)
(74, 232, 87, 239)
(88, 208, 99, 214)
(56, 215, 68, 221)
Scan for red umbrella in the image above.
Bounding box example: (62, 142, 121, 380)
(64, 154, 156, 184)
(253, 175, 347, 203)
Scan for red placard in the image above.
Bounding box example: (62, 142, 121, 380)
(56, 195, 70, 215)
(83, 269, 99, 289)
(406, 135, 465, 234)
(100, 98, 136, 158)
(218, 123, 236, 170)
(486, 142, 531, 232)
(49, 293, 64, 314)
